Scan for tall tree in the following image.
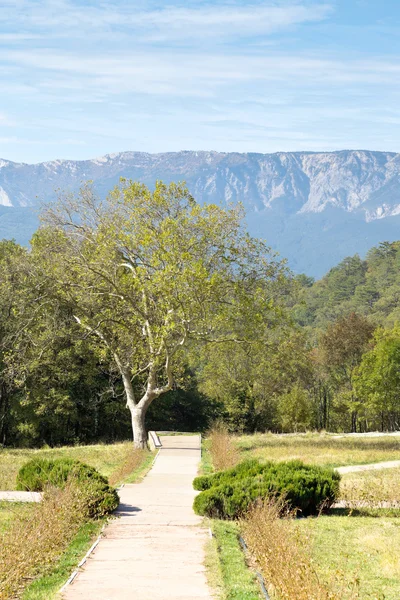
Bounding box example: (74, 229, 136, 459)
(319, 312, 375, 431)
(34, 180, 288, 447)
(0, 240, 34, 445)
(354, 325, 400, 431)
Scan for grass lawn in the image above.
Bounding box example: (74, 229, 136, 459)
(0, 502, 34, 533)
(297, 514, 400, 600)
(206, 520, 261, 600)
(0, 441, 140, 490)
(203, 430, 400, 599)
(236, 433, 400, 468)
(340, 467, 400, 506)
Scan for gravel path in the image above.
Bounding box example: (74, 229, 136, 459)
(62, 435, 212, 600)
(336, 460, 400, 474)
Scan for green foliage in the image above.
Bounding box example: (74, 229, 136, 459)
(207, 520, 261, 600)
(16, 458, 119, 518)
(294, 241, 400, 328)
(32, 179, 289, 445)
(353, 325, 400, 430)
(277, 384, 313, 432)
(193, 459, 262, 490)
(193, 459, 340, 519)
(195, 328, 313, 434)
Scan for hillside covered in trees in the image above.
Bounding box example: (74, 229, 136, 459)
(294, 241, 400, 329)
(2, 182, 400, 448)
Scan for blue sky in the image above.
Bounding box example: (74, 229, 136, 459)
(1, 0, 400, 163)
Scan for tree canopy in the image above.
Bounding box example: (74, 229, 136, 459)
(33, 179, 289, 447)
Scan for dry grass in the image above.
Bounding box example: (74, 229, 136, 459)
(243, 500, 360, 600)
(237, 433, 400, 468)
(0, 482, 92, 599)
(0, 441, 135, 490)
(208, 423, 240, 471)
(340, 467, 400, 508)
(0, 502, 34, 535)
(108, 448, 149, 486)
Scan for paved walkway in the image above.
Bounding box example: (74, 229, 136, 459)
(336, 459, 400, 474)
(63, 435, 212, 600)
(0, 491, 41, 502)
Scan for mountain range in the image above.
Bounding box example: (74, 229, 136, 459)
(1, 149, 400, 277)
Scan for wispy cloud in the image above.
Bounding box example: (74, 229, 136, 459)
(0, 113, 14, 127)
(6, 49, 400, 100)
(1, 1, 333, 41)
(1, 0, 400, 162)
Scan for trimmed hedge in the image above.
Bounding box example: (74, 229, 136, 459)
(193, 459, 340, 519)
(16, 458, 119, 518)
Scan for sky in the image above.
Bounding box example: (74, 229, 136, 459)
(1, 0, 400, 163)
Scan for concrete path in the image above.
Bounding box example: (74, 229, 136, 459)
(62, 435, 212, 600)
(336, 459, 400, 474)
(0, 491, 41, 502)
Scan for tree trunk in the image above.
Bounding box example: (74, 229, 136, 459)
(130, 406, 148, 449)
(351, 410, 357, 433)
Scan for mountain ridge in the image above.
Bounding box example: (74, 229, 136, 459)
(1, 149, 400, 277)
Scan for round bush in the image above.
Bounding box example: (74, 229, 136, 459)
(193, 459, 269, 491)
(193, 460, 340, 519)
(16, 458, 119, 518)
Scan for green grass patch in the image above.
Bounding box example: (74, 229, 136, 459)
(199, 438, 213, 476)
(208, 520, 261, 600)
(21, 519, 105, 600)
(236, 433, 400, 468)
(297, 514, 400, 599)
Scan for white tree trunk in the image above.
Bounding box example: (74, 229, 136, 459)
(130, 406, 147, 449)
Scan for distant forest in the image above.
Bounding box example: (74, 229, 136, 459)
(2, 235, 400, 447)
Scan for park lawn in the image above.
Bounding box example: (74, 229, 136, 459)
(203, 431, 400, 599)
(296, 514, 400, 600)
(340, 467, 400, 505)
(0, 441, 139, 490)
(236, 433, 400, 468)
(0, 502, 34, 533)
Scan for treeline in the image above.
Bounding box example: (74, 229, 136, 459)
(293, 241, 400, 328)
(2, 231, 400, 446)
(204, 241, 400, 434)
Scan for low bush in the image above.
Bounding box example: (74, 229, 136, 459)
(193, 459, 340, 519)
(193, 458, 264, 490)
(16, 458, 119, 518)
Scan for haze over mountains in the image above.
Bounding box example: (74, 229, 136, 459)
(1, 149, 400, 277)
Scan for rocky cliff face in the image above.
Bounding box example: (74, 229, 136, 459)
(2, 149, 400, 276)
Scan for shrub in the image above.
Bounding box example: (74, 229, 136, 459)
(193, 458, 265, 490)
(16, 458, 119, 518)
(193, 459, 340, 519)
